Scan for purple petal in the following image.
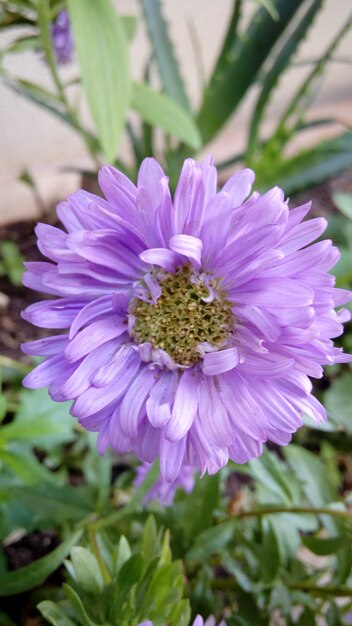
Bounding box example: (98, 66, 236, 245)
(169, 234, 203, 267)
(202, 347, 240, 376)
(165, 369, 199, 441)
(69, 295, 113, 339)
(160, 432, 187, 482)
(22, 297, 90, 330)
(146, 371, 176, 427)
(65, 317, 127, 363)
(21, 334, 69, 356)
(139, 247, 181, 272)
(118, 367, 157, 438)
(222, 168, 255, 205)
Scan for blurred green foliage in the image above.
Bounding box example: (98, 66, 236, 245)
(1, 0, 351, 192)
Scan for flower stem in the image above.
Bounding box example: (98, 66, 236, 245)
(37, 0, 100, 167)
(235, 506, 352, 520)
(88, 526, 111, 586)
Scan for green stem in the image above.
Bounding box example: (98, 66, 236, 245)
(95, 459, 160, 530)
(236, 506, 352, 520)
(288, 582, 352, 597)
(37, 0, 100, 167)
(211, 576, 352, 597)
(88, 526, 111, 586)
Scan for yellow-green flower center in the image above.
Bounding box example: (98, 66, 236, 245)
(130, 266, 233, 367)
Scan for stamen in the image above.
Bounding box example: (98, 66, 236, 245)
(130, 265, 233, 366)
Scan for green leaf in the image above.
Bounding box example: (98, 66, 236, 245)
(256, 131, 352, 194)
(13, 388, 75, 450)
(260, 518, 280, 582)
(37, 601, 77, 626)
(63, 584, 99, 626)
(0, 241, 24, 286)
(0, 446, 58, 484)
(107, 554, 144, 619)
(67, 0, 131, 162)
(246, 0, 323, 162)
(142, 515, 159, 565)
(1, 75, 76, 130)
(113, 535, 132, 574)
(259, 12, 352, 164)
(6, 35, 39, 54)
(131, 82, 201, 149)
(121, 15, 137, 41)
(302, 535, 349, 556)
(333, 192, 352, 221)
(70, 547, 104, 595)
(186, 521, 234, 563)
(324, 373, 352, 433)
(284, 445, 339, 535)
(140, 0, 190, 111)
(0, 530, 82, 596)
(197, 0, 304, 143)
(0, 483, 93, 525)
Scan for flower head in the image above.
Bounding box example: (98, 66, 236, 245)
(51, 10, 74, 65)
(22, 157, 352, 481)
(134, 462, 196, 506)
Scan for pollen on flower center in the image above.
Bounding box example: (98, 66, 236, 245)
(129, 265, 233, 367)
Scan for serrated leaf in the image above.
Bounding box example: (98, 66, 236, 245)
(70, 547, 104, 595)
(140, 0, 190, 111)
(198, 0, 304, 143)
(131, 82, 201, 150)
(247, 0, 323, 162)
(0, 530, 82, 596)
(67, 0, 131, 162)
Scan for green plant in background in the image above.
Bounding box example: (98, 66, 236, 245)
(1, 0, 351, 191)
(1, 2, 352, 625)
(0, 241, 24, 286)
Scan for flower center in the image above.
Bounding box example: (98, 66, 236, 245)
(130, 265, 233, 367)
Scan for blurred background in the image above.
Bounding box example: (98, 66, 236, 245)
(1, 0, 352, 224)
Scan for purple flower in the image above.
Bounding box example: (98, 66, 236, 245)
(51, 10, 74, 65)
(134, 462, 196, 506)
(138, 617, 226, 626)
(22, 157, 352, 481)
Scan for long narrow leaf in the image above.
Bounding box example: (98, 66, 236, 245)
(131, 82, 201, 150)
(197, 0, 304, 143)
(0, 530, 82, 596)
(266, 12, 352, 154)
(67, 0, 131, 162)
(246, 0, 323, 162)
(140, 0, 190, 111)
(255, 131, 352, 194)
